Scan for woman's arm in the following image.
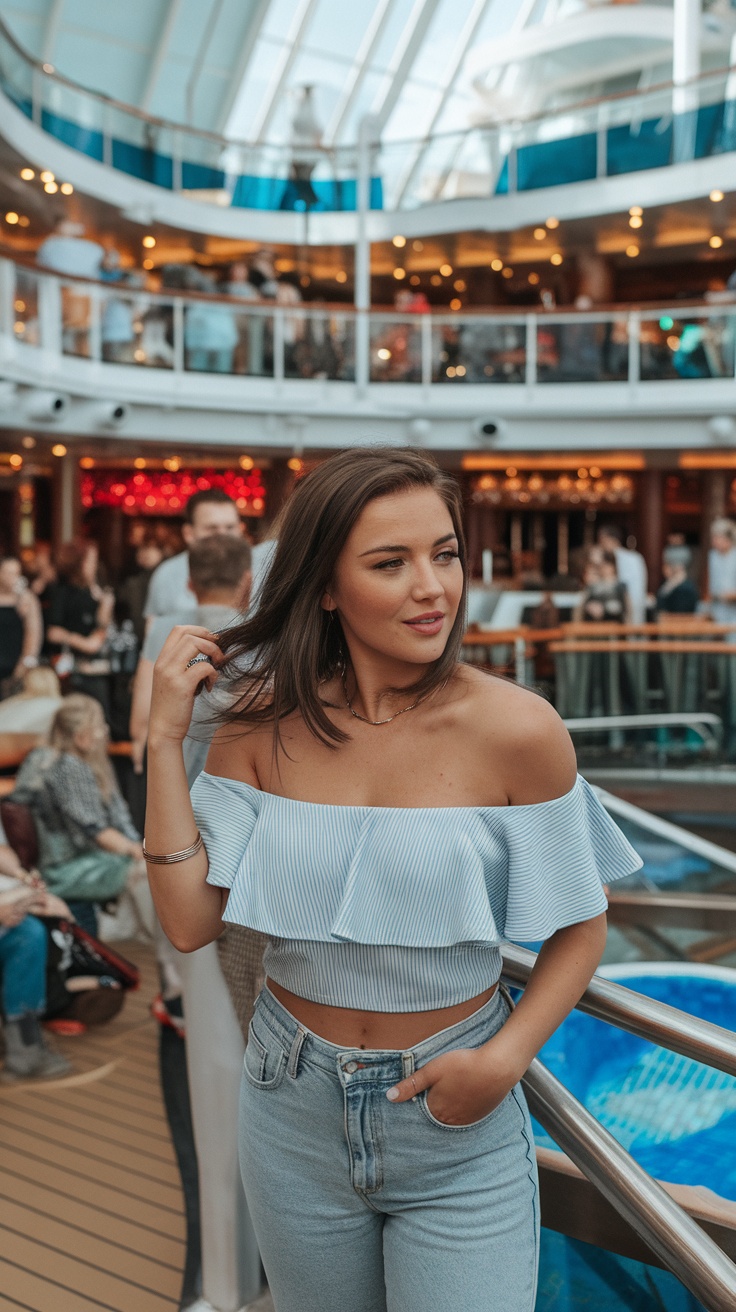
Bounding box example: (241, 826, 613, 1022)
(15, 591, 42, 673)
(144, 625, 227, 952)
(46, 624, 108, 654)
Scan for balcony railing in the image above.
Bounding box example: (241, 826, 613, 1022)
(3, 257, 736, 390)
(2, 17, 736, 213)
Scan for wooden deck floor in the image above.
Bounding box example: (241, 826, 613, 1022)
(0, 942, 186, 1312)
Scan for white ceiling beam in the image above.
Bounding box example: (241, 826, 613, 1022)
(248, 0, 321, 144)
(370, 0, 444, 136)
(393, 0, 491, 207)
(322, 0, 398, 146)
(185, 0, 226, 126)
(42, 0, 65, 65)
(139, 0, 183, 115)
(215, 0, 271, 136)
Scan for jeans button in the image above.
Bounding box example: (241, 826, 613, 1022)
(344, 1060, 358, 1074)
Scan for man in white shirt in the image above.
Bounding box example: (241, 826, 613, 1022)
(707, 518, 736, 642)
(143, 488, 244, 627)
(597, 524, 648, 624)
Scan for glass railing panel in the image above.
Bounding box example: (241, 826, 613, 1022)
(39, 79, 105, 161)
(640, 313, 736, 381)
(183, 306, 274, 376)
(0, 26, 32, 112)
(12, 267, 40, 346)
(283, 313, 355, 381)
(538, 317, 629, 383)
(59, 280, 93, 358)
(369, 318, 422, 382)
(101, 295, 174, 369)
(432, 318, 526, 383)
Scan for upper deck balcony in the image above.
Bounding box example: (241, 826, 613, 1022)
(2, 251, 736, 453)
(3, 15, 736, 245)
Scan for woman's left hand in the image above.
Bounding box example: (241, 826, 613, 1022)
(386, 1044, 521, 1127)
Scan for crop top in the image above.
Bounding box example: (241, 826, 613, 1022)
(190, 772, 642, 1013)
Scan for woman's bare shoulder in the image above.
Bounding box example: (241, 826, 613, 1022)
(453, 665, 577, 804)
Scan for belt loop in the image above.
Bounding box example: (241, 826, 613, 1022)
(287, 1026, 307, 1079)
(401, 1051, 414, 1079)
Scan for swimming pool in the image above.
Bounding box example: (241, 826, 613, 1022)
(535, 963, 736, 1200)
(533, 963, 736, 1311)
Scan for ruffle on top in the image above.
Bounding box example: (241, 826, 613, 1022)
(191, 772, 642, 948)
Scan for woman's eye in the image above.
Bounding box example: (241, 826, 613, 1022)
(374, 558, 404, 570)
(435, 550, 459, 563)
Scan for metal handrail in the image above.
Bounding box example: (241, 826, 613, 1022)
(0, 14, 734, 155)
(597, 787, 736, 878)
(502, 944, 736, 1078)
(565, 712, 722, 747)
(523, 1057, 736, 1310)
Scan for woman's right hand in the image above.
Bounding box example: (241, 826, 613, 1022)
(148, 625, 224, 748)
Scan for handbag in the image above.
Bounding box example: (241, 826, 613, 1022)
(43, 849, 131, 901)
(44, 917, 140, 1023)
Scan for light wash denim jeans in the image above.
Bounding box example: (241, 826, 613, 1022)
(239, 984, 539, 1312)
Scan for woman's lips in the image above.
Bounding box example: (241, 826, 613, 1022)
(402, 612, 445, 636)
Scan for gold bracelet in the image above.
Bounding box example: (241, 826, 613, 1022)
(142, 833, 204, 864)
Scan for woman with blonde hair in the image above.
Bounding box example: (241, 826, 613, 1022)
(12, 694, 143, 934)
(0, 664, 63, 734)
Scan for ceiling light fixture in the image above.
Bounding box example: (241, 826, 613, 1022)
(626, 244, 640, 258)
(44, 181, 58, 194)
(710, 190, 724, 203)
(491, 258, 503, 271)
(51, 443, 67, 457)
(20, 168, 34, 181)
(710, 235, 724, 248)
(546, 216, 559, 229)
(393, 267, 406, 280)
(60, 182, 73, 195)
(534, 228, 546, 240)
(392, 235, 406, 248)
(142, 235, 156, 249)
(550, 253, 563, 265)
(39, 170, 54, 183)
(439, 263, 453, 276)
(5, 212, 18, 225)
(629, 206, 643, 217)
(629, 215, 643, 229)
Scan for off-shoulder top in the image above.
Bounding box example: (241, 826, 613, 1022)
(190, 772, 642, 1012)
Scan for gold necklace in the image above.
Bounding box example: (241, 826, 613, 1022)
(340, 667, 435, 726)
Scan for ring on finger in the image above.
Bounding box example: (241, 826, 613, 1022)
(186, 653, 211, 670)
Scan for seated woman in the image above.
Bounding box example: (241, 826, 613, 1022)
(12, 695, 145, 936)
(0, 664, 64, 735)
(0, 816, 71, 1081)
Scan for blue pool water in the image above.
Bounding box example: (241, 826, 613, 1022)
(534, 965, 736, 1202)
(533, 965, 735, 1311)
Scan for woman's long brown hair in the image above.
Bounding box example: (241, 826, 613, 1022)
(217, 447, 468, 748)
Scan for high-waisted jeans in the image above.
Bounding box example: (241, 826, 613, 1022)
(239, 984, 540, 1312)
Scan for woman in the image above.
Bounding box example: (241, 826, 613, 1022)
(46, 540, 115, 719)
(13, 695, 144, 936)
(0, 664, 63, 735)
(0, 556, 43, 695)
(145, 448, 641, 1312)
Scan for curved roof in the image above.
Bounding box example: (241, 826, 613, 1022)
(0, 0, 535, 144)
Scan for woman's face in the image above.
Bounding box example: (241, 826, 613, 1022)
(324, 487, 463, 670)
(0, 559, 21, 592)
(74, 705, 109, 754)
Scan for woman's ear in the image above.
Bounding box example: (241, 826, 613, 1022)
(321, 593, 336, 612)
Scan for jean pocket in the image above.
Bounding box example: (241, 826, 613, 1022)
(244, 1021, 287, 1090)
(417, 1089, 511, 1132)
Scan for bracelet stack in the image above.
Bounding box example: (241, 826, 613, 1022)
(142, 832, 204, 864)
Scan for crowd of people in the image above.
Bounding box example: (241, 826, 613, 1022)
(1, 492, 735, 1084)
(33, 219, 355, 380)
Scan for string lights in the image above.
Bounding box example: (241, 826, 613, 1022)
(80, 467, 267, 515)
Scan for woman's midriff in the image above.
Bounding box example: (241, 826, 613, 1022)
(265, 978, 499, 1049)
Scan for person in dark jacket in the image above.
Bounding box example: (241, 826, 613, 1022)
(656, 546, 699, 615)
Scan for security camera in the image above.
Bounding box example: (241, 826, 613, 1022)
(92, 402, 129, 429)
(24, 389, 68, 421)
(472, 417, 503, 444)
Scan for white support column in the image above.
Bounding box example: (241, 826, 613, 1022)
(354, 114, 376, 395)
(673, 0, 701, 162)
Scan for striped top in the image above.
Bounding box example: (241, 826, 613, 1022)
(191, 772, 642, 1012)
